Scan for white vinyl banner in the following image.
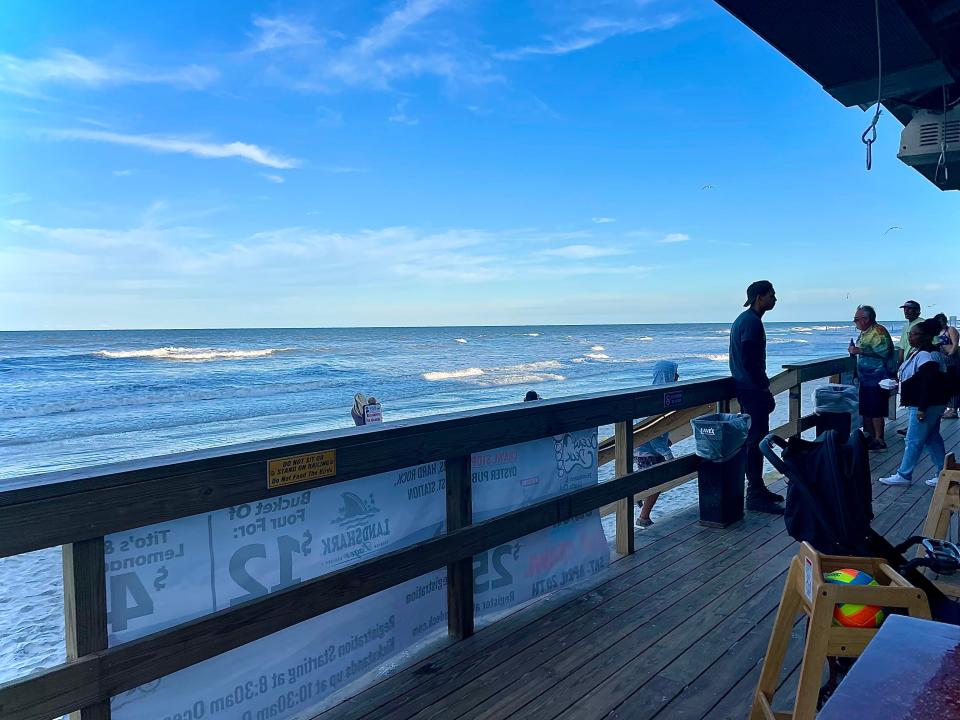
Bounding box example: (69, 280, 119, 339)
(105, 461, 446, 645)
(471, 429, 609, 620)
(111, 569, 448, 720)
(108, 429, 609, 719)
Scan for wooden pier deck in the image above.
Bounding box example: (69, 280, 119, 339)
(319, 412, 960, 720)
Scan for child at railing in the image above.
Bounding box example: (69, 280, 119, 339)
(633, 360, 679, 527)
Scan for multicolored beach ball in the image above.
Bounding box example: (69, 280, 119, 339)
(823, 568, 886, 629)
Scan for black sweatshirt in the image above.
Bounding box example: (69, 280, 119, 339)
(899, 350, 950, 411)
(729, 308, 769, 391)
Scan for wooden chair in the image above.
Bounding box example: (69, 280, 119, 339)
(751, 542, 931, 720)
(919, 453, 960, 596)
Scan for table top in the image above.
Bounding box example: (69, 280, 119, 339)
(819, 614, 960, 719)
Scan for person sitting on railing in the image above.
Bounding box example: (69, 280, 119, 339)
(633, 360, 679, 527)
(880, 319, 950, 487)
(848, 304, 896, 451)
(729, 280, 784, 515)
(351, 393, 382, 426)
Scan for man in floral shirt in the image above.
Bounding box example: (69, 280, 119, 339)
(849, 304, 896, 450)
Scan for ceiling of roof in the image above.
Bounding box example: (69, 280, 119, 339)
(715, 0, 960, 187)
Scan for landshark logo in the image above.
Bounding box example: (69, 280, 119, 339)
(320, 492, 392, 557)
(553, 432, 597, 480)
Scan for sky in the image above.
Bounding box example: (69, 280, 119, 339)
(0, 0, 957, 330)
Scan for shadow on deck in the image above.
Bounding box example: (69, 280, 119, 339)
(316, 412, 960, 720)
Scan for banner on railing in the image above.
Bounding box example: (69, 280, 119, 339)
(472, 429, 608, 620)
(108, 429, 608, 719)
(105, 460, 448, 645)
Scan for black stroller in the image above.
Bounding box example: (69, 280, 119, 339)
(760, 429, 960, 705)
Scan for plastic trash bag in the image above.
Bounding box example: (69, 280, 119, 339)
(814, 384, 859, 416)
(690, 413, 751, 462)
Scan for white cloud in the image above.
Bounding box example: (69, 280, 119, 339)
(591, 217, 615, 224)
(249, 2, 499, 93)
(248, 16, 324, 53)
(112, 169, 133, 177)
(42, 129, 300, 169)
(0, 192, 30, 205)
(262, 173, 285, 184)
(659, 232, 690, 244)
(539, 244, 623, 260)
(0, 50, 218, 95)
(389, 99, 419, 125)
(496, 13, 683, 60)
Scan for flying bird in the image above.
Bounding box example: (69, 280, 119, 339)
(882, 225, 902, 237)
(700, 184, 715, 190)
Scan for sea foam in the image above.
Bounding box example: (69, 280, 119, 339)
(97, 347, 290, 361)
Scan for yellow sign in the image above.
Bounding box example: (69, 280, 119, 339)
(267, 450, 336, 489)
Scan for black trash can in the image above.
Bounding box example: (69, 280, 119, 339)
(690, 413, 751, 528)
(697, 450, 746, 528)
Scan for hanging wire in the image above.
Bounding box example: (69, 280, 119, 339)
(935, 85, 950, 184)
(861, 0, 883, 170)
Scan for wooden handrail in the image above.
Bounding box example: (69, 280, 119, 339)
(0, 354, 854, 720)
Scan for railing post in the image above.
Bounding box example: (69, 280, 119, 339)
(63, 538, 110, 720)
(614, 420, 635, 555)
(445, 455, 474, 640)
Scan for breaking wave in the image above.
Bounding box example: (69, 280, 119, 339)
(454, 338, 468, 344)
(586, 353, 610, 360)
(422, 367, 484, 381)
(590, 345, 605, 351)
(422, 360, 564, 385)
(97, 347, 291, 361)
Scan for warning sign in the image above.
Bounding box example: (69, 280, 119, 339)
(267, 450, 336, 489)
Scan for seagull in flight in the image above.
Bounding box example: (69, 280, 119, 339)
(882, 225, 902, 236)
(700, 184, 715, 190)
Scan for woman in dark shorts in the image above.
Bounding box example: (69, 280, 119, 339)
(849, 305, 896, 450)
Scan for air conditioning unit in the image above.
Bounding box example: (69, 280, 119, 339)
(898, 109, 960, 190)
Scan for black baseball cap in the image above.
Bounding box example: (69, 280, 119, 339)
(899, 300, 921, 310)
(744, 280, 774, 307)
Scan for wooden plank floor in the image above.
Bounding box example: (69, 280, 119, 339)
(316, 414, 960, 720)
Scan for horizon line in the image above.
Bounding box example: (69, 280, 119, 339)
(0, 319, 912, 333)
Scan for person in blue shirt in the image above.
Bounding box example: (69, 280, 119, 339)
(633, 360, 679, 527)
(729, 280, 784, 514)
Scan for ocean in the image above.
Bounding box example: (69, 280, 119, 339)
(0, 322, 891, 687)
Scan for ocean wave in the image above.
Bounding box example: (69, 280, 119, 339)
(790, 327, 814, 333)
(590, 345, 605, 351)
(454, 338, 468, 344)
(97, 346, 292, 361)
(624, 336, 653, 342)
(810, 325, 849, 331)
(586, 353, 610, 360)
(422, 360, 563, 383)
(692, 353, 729, 361)
(422, 367, 484, 381)
(479, 372, 565, 387)
(768, 339, 810, 344)
(522, 333, 540, 337)
(0, 379, 341, 420)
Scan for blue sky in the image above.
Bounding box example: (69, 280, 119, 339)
(1, 0, 957, 330)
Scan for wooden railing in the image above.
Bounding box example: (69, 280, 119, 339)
(0, 355, 854, 720)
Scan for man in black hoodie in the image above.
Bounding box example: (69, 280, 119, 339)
(729, 281, 784, 514)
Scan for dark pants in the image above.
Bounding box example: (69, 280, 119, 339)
(738, 388, 775, 496)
